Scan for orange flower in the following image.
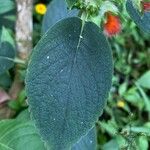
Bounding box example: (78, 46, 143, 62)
(141, 2, 150, 11)
(103, 12, 121, 37)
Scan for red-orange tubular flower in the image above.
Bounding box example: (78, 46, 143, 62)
(103, 12, 121, 37)
(141, 2, 150, 11)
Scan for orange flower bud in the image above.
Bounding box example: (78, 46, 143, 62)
(103, 12, 121, 37)
(141, 2, 150, 11)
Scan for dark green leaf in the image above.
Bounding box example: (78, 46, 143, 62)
(0, 72, 12, 89)
(0, 0, 15, 15)
(0, 27, 15, 75)
(42, 0, 78, 33)
(126, 0, 150, 33)
(0, 13, 15, 29)
(0, 42, 15, 75)
(26, 17, 113, 149)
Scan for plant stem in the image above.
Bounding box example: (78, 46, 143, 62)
(9, 0, 33, 100)
(14, 58, 26, 65)
(15, 0, 33, 60)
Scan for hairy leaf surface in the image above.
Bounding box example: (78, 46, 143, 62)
(26, 17, 113, 150)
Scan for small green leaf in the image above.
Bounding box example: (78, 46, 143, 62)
(123, 87, 144, 110)
(3, 15, 16, 22)
(135, 83, 150, 112)
(89, 1, 119, 26)
(0, 0, 15, 14)
(130, 126, 150, 135)
(42, 0, 78, 33)
(99, 121, 117, 136)
(136, 136, 148, 150)
(99, 1, 119, 18)
(118, 82, 127, 96)
(0, 42, 15, 75)
(66, 0, 77, 9)
(1, 27, 15, 47)
(0, 13, 15, 29)
(8, 90, 27, 111)
(102, 139, 119, 150)
(126, 0, 150, 33)
(137, 71, 150, 89)
(0, 27, 15, 75)
(26, 17, 113, 149)
(0, 72, 12, 89)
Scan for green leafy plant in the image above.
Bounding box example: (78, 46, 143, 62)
(0, 0, 150, 149)
(26, 0, 150, 149)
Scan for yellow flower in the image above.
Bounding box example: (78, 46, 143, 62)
(35, 3, 47, 15)
(117, 100, 125, 108)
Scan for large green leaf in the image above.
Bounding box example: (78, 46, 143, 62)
(126, 0, 150, 33)
(26, 17, 113, 150)
(42, 0, 78, 33)
(0, 113, 45, 150)
(0, 0, 15, 15)
(137, 71, 150, 89)
(0, 42, 15, 75)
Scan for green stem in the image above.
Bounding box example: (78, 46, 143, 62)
(14, 58, 26, 65)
